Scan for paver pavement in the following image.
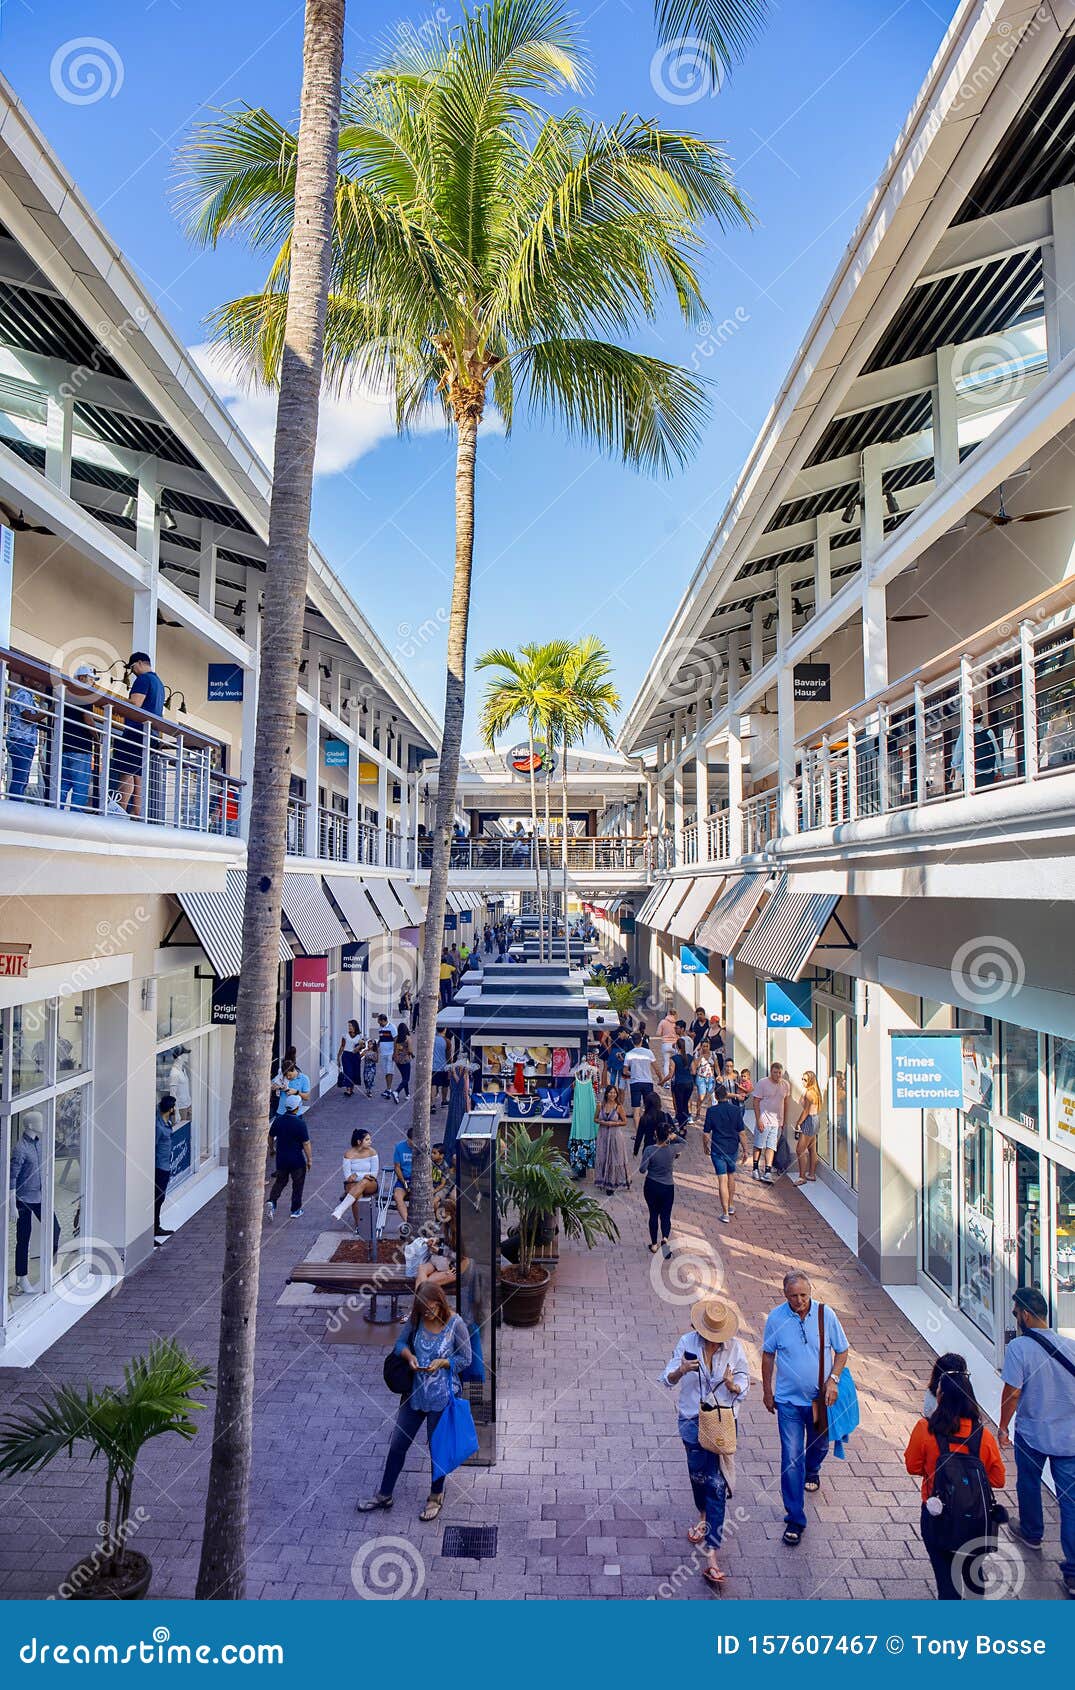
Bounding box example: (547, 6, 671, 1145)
(0, 1075, 1065, 1601)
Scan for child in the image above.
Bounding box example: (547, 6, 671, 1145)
(361, 1038, 378, 1099)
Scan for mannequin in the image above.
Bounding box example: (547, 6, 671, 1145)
(169, 1046, 192, 1123)
(11, 1110, 59, 1294)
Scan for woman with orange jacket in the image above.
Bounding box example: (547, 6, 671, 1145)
(904, 1368, 1005, 1600)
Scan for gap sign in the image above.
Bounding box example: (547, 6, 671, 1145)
(890, 1031, 963, 1108)
(765, 978, 812, 1029)
(679, 944, 710, 975)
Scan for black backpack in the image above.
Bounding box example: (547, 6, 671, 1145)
(383, 1324, 416, 1396)
(931, 1425, 992, 1552)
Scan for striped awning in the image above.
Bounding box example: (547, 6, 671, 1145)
(389, 879, 423, 925)
(324, 875, 384, 943)
(280, 872, 350, 955)
(363, 877, 408, 932)
(695, 873, 770, 957)
(178, 869, 293, 980)
(635, 881, 665, 925)
(736, 877, 842, 982)
(650, 879, 691, 932)
(668, 876, 725, 942)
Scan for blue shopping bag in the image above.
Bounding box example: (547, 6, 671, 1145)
(430, 1393, 479, 1480)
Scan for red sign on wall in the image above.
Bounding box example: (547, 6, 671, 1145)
(293, 955, 329, 993)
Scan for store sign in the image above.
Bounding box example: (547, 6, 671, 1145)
(444, 913, 457, 932)
(400, 926, 419, 949)
(341, 941, 369, 973)
(324, 739, 348, 767)
(793, 663, 831, 703)
(1052, 1039, 1075, 1148)
(766, 978, 812, 1030)
(460, 909, 472, 924)
(169, 1120, 193, 1179)
(679, 944, 710, 975)
(890, 1031, 963, 1108)
(207, 663, 244, 702)
(0, 942, 30, 979)
(293, 955, 329, 993)
(211, 976, 240, 1026)
(620, 914, 636, 935)
(505, 741, 557, 782)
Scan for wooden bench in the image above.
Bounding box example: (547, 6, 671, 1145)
(287, 1262, 412, 1324)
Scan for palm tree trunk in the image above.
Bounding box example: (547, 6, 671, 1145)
(526, 727, 544, 959)
(409, 411, 479, 1231)
(542, 745, 553, 954)
(561, 749, 570, 965)
(195, 0, 345, 1602)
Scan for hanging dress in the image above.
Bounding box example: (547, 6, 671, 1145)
(442, 1064, 470, 1165)
(568, 1067, 598, 1174)
(594, 1103, 631, 1193)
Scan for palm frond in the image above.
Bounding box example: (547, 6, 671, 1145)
(652, 0, 767, 91)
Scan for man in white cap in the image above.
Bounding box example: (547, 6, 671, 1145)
(662, 1296, 750, 1590)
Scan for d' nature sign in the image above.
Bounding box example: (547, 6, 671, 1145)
(890, 1031, 963, 1108)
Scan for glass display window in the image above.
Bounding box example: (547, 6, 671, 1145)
(999, 1023, 1040, 1131)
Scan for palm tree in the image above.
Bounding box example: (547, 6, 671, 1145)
(476, 642, 568, 961)
(550, 637, 621, 962)
(180, 0, 347, 1601)
(176, 0, 749, 1230)
(652, 0, 767, 94)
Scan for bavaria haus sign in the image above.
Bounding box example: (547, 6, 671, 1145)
(793, 664, 831, 702)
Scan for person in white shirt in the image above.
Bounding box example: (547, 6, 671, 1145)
(334, 1128, 380, 1233)
(374, 1013, 399, 1099)
(623, 1032, 658, 1130)
(662, 1297, 750, 1590)
(752, 1061, 790, 1183)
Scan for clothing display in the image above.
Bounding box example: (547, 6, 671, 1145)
(443, 1065, 470, 1163)
(568, 1067, 598, 1174)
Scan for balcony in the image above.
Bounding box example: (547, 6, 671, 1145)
(415, 835, 656, 879)
(0, 646, 241, 836)
(285, 797, 403, 867)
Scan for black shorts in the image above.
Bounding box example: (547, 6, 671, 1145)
(432, 1070, 449, 1088)
(630, 1081, 655, 1108)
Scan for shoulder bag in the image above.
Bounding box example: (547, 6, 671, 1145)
(812, 1303, 829, 1437)
(1023, 1327, 1075, 1382)
(697, 1344, 737, 1455)
(382, 1321, 417, 1396)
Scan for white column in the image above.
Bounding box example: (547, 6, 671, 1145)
(197, 520, 218, 615)
(695, 745, 709, 863)
(44, 393, 73, 495)
(1044, 183, 1075, 365)
(727, 721, 744, 861)
(0, 525, 13, 647)
(933, 346, 959, 484)
(750, 601, 765, 674)
(814, 513, 834, 611)
(776, 662, 797, 837)
(346, 733, 361, 863)
(304, 690, 320, 859)
(862, 579, 889, 698)
(672, 758, 684, 859)
(131, 465, 160, 659)
(376, 728, 389, 868)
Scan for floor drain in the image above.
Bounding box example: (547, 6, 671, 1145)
(441, 1525, 498, 1560)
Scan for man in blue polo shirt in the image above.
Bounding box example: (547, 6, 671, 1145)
(762, 1269, 849, 1546)
(393, 1127, 414, 1231)
(999, 1285, 1075, 1597)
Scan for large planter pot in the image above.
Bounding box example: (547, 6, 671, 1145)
(500, 1265, 552, 1327)
(64, 1550, 152, 1601)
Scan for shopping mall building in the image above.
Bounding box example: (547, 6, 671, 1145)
(618, 0, 1075, 1401)
(0, 74, 473, 1363)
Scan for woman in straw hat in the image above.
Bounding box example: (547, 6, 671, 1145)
(662, 1297, 750, 1589)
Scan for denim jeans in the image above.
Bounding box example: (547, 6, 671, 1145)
(1015, 1433, 1075, 1577)
(776, 1400, 829, 1530)
(6, 737, 35, 799)
(60, 750, 93, 810)
(380, 1400, 447, 1497)
(679, 1415, 727, 1549)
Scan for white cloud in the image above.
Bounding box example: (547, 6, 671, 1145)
(188, 340, 448, 478)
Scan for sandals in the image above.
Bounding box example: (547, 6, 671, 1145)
(782, 1527, 803, 1546)
(804, 1478, 821, 1493)
(687, 1519, 707, 1545)
(357, 1493, 393, 1513)
(701, 1565, 727, 1588)
(648, 1242, 660, 1254)
(419, 1495, 444, 1522)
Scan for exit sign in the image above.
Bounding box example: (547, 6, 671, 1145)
(0, 944, 30, 979)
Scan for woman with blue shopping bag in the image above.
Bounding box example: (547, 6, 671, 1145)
(358, 1281, 473, 1523)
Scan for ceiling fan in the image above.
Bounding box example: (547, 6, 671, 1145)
(120, 609, 183, 629)
(971, 482, 1072, 531)
(0, 499, 52, 535)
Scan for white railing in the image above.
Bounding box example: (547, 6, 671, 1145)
(681, 822, 699, 864)
(0, 649, 241, 836)
(707, 807, 730, 862)
(416, 835, 654, 872)
(742, 789, 780, 855)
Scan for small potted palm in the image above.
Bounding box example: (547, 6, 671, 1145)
(499, 1125, 618, 1326)
(0, 1338, 211, 1599)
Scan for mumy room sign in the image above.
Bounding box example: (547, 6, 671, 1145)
(0, 943, 30, 979)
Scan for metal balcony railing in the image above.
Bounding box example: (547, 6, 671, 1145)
(707, 807, 730, 862)
(0, 647, 242, 836)
(415, 835, 653, 872)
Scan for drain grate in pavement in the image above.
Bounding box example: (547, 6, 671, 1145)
(441, 1525, 498, 1560)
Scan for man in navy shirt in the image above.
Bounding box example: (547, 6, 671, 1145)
(266, 1110, 312, 1220)
(762, 1270, 849, 1546)
(703, 1085, 743, 1225)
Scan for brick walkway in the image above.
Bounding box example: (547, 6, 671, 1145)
(0, 1081, 1065, 1601)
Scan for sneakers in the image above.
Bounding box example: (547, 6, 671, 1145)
(156, 1227, 175, 1238)
(291, 1208, 304, 1219)
(1008, 1523, 1043, 1551)
(751, 1166, 760, 1180)
(661, 1241, 672, 1259)
(717, 1213, 731, 1225)
(760, 1172, 774, 1185)
(265, 1201, 275, 1223)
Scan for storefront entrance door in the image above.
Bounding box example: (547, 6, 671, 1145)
(997, 1135, 1044, 1350)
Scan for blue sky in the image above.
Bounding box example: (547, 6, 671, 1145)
(1, 0, 950, 736)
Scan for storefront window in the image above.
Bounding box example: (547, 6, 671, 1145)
(156, 969, 211, 1044)
(154, 1042, 206, 1189)
(1000, 1023, 1040, 1131)
(1049, 1035, 1075, 1153)
(1052, 1164, 1075, 1339)
(958, 1109, 994, 1338)
(54, 1086, 88, 1254)
(7, 1102, 53, 1309)
(923, 1109, 956, 1294)
(56, 994, 89, 1079)
(11, 1000, 51, 1095)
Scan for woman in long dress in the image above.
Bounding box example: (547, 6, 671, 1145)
(442, 1053, 471, 1165)
(568, 1051, 600, 1178)
(594, 1083, 631, 1194)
